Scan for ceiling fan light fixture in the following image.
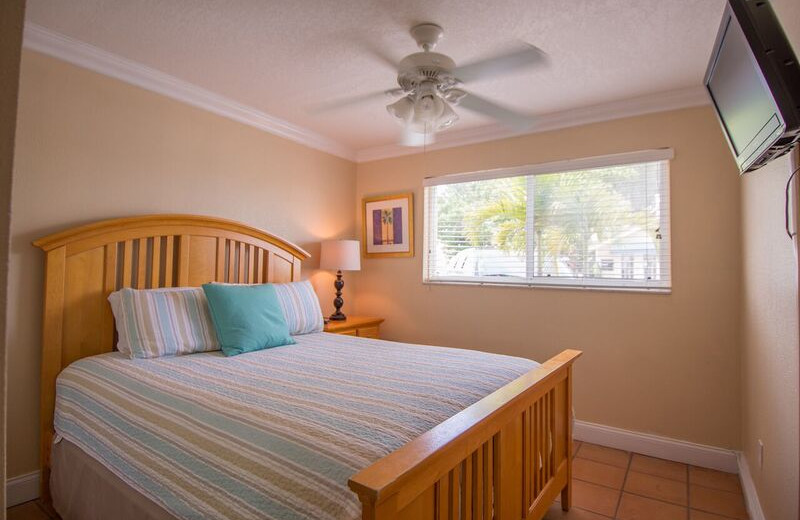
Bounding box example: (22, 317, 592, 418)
(401, 128, 431, 147)
(437, 102, 459, 130)
(386, 96, 414, 123)
(443, 88, 467, 105)
(412, 94, 444, 127)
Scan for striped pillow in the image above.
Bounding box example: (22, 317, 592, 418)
(273, 281, 324, 335)
(109, 287, 220, 359)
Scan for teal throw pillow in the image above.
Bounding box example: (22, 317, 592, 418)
(202, 283, 295, 356)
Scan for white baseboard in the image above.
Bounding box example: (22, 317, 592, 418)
(7, 470, 41, 508)
(737, 453, 766, 520)
(574, 420, 739, 473)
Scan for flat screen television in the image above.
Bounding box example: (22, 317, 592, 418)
(704, 0, 800, 173)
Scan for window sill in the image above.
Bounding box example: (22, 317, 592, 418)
(422, 279, 672, 295)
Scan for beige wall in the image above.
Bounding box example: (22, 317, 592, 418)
(739, 2, 800, 518)
(7, 50, 356, 478)
(354, 106, 743, 448)
(1, 0, 26, 510)
(740, 151, 799, 520)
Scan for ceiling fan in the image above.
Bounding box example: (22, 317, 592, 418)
(314, 23, 549, 146)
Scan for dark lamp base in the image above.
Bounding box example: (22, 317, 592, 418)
(330, 270, 348, 322)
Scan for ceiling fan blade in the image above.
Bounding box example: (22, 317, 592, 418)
(360, 41, 401, 71)
(308, 89, 401, 114)
(453, 44, 548, 83)
(458, 92, 535, 131)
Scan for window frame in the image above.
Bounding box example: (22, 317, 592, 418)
(422, 149, 673, 293)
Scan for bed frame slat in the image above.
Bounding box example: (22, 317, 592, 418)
(254, 249, 263, 283)
(215, 238, 225, 281)
(164, 236, 174, 286)
(135, 238, 145, 289)
(122, 240, 133, 287)
(151, 237, 162, 288)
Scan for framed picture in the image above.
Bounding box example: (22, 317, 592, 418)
(362, 192, 414, 258)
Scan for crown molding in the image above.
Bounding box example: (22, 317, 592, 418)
(22, 23, 355, 161)
(23, 23, 710, 165)
(355, 86, 710, 162)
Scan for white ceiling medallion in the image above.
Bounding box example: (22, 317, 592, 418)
(23, 23, 709, 165)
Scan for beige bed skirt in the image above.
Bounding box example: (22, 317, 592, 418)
(52, 438, 177, 520)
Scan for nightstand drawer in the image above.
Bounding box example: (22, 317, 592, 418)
(357, 326, 380, 339)
(324, 316, 384, 339)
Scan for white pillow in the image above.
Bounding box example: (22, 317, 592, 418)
(272, 281, 324, 335)
(109, 287, 220, 358)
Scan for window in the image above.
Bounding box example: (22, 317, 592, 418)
(423, 150, 672, 291)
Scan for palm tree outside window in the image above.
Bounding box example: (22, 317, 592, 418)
(422, 153, 672, 291)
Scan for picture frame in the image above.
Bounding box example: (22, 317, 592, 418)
(362, 192, 414, 258)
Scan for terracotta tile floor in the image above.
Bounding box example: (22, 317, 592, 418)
(7, 441, 749, 520)
(543, 441, 749, 520)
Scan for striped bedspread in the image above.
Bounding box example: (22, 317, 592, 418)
(55, 332, 538, 520)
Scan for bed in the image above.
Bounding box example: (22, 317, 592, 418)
(34, 214, 581, 520)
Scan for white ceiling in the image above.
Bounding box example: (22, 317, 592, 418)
(25, 0, 727, 156)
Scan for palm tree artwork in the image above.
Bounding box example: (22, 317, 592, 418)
(372, 207, 403, 246)
(381, 209, 394, 245)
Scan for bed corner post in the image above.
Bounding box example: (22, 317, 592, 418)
(351, 489, 398, 520)
(354, 492, 377, 520)
(561, 363, 574, 511)
(496, 415, 524, 520)
(37, 244, 66, 507)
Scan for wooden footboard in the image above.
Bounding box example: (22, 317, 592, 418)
(349, 349, 581, 520)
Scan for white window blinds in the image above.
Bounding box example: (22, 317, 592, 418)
(423, 150, 672, 291)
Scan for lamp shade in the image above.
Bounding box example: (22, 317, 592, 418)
(320, 240, 361, 271)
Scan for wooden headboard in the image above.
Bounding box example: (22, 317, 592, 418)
(33, 214, 310, 500)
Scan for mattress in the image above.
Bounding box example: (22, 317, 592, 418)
(53, 332, 538, 520)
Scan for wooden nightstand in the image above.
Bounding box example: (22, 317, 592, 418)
(324, 316, 384, 339)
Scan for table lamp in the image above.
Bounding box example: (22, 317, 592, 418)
(319, 239, 361, 321)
